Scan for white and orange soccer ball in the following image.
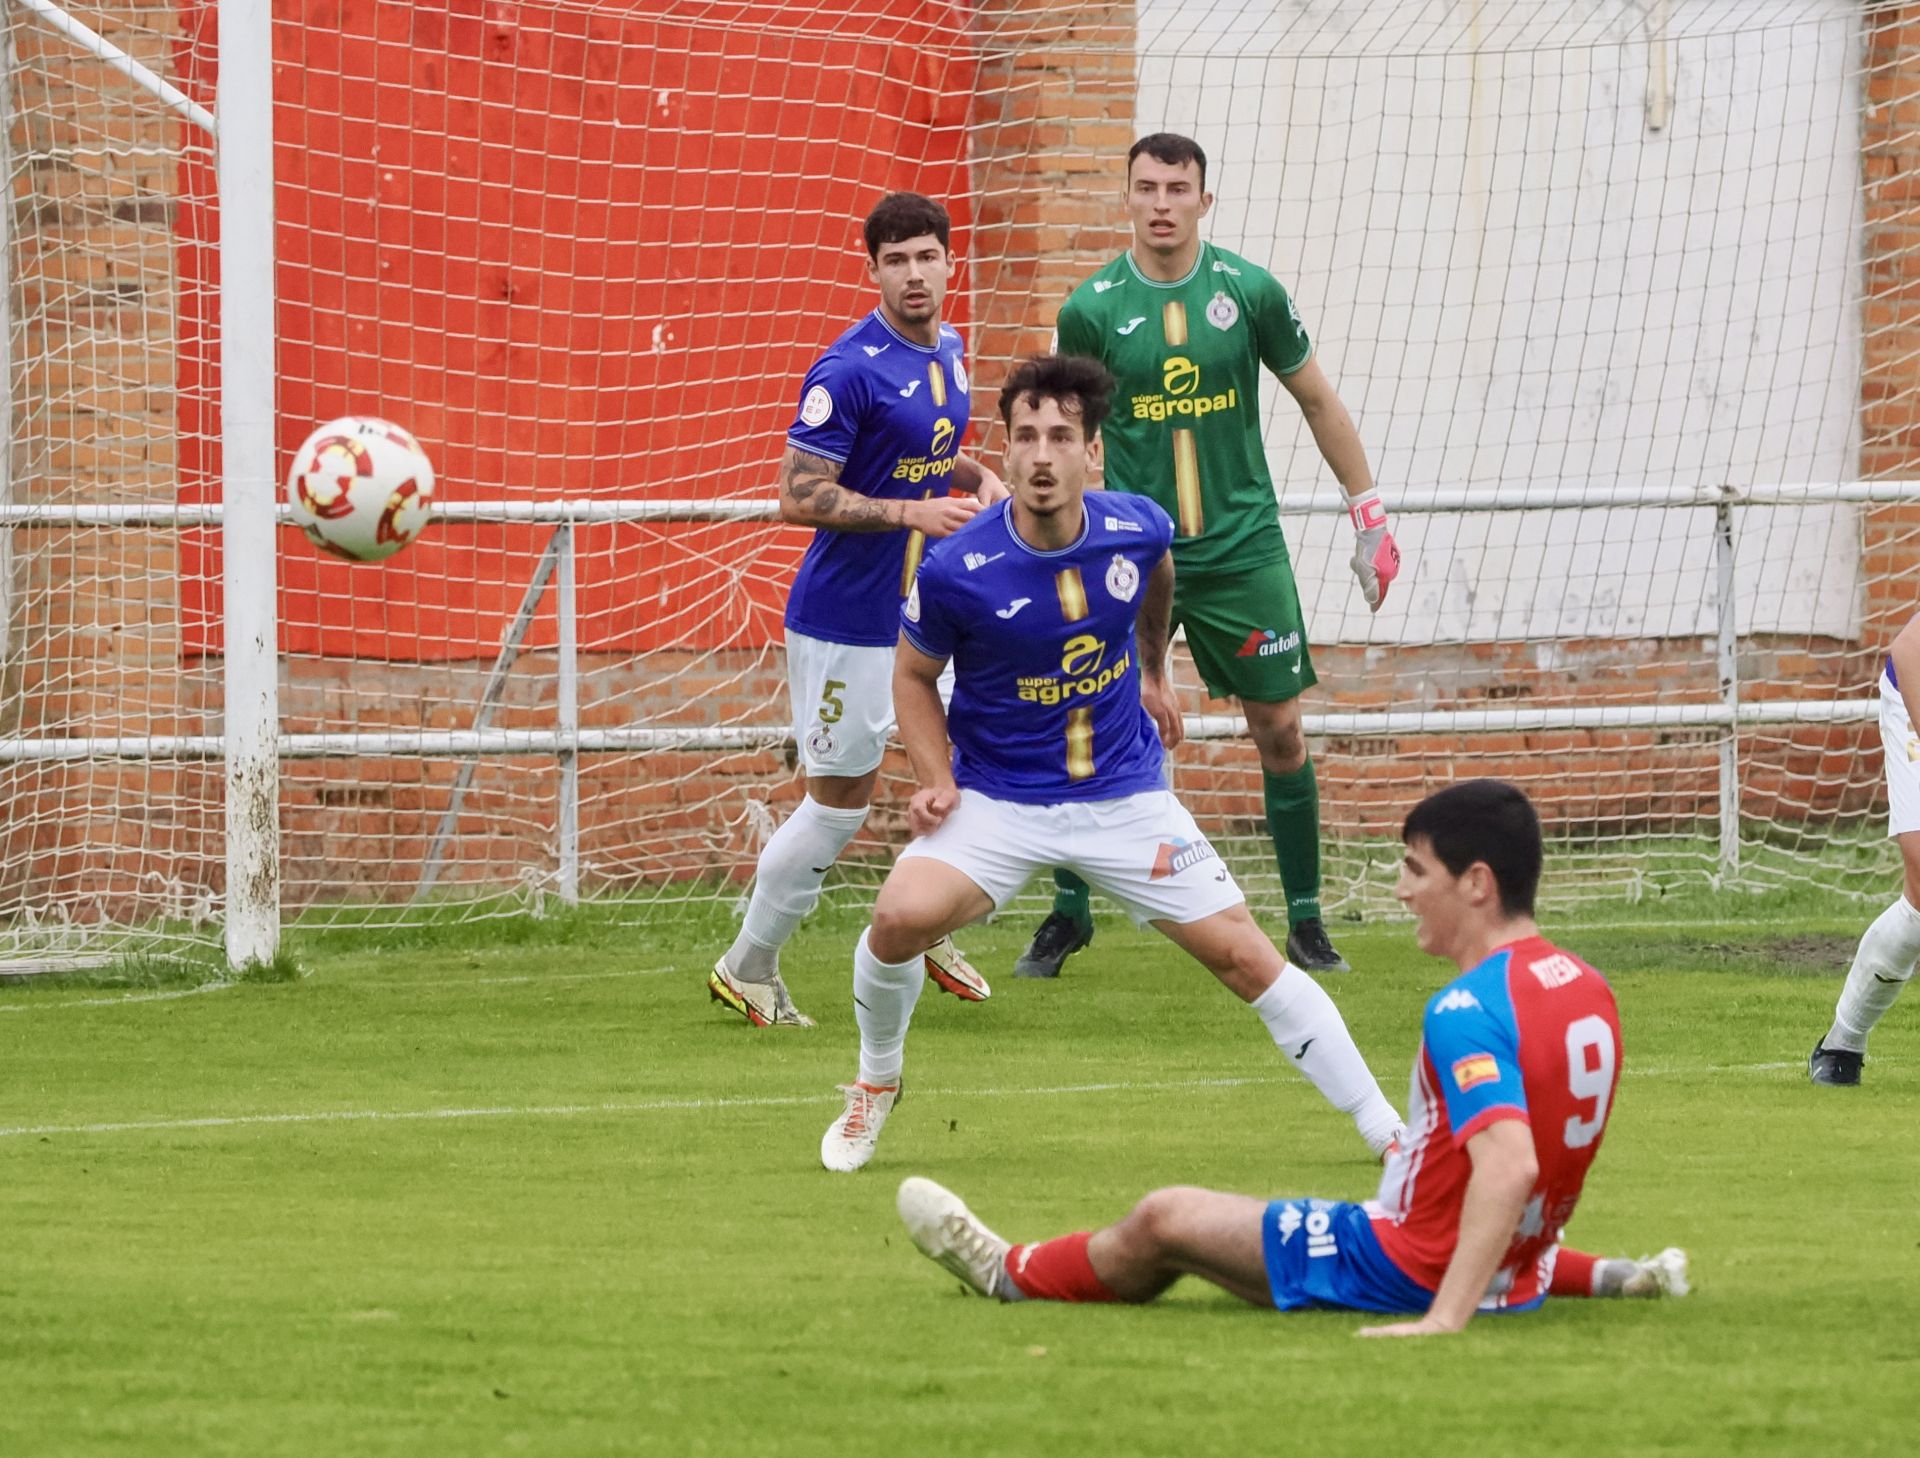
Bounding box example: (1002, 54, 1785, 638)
(285, 416, 435, 562)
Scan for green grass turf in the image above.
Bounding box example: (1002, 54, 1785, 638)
(1, 904, 1914, 1457)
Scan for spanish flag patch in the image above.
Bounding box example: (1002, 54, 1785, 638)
(1451, 1053, 1501, 1092)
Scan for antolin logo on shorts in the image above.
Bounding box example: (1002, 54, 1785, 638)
(1149, 836, 1218, 880)
(1129, 355, 1238, 423)
(1236, 628, 1302, 658)
(1015, 633, 1131, 706)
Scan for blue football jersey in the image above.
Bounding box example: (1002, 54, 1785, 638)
(782, 311, 972, 647)
(901, 492, 1175, 804)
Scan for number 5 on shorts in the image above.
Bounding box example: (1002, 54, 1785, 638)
(818, 679, 846, 724)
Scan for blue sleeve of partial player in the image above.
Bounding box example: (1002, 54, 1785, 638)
(901, 553, 958, 661)
(1423, 973, 1529, 1146)
(786, 351, 865, 464)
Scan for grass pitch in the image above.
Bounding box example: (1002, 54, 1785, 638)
(1, 899, 1913, 1457)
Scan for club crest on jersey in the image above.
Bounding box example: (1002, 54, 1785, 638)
(953, 358, 968, 393)
(800, 385, 833, 426)
(1105, 553, 1140, 603)
(903, 581, 922, 623)
(1206, 291, 1239, 331)
(1149, 836, 1217, 880)
(1451, 1053, 1501, 1091)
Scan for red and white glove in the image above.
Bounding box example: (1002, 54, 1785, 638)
(1347, 488, 1400, 612)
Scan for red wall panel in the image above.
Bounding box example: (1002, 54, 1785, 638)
(176, 0, 976, 659)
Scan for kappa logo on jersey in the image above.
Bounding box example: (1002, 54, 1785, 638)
(860, 343, 890, 357)
(995, 597, 1032, 619)
(1129, 356, 1239, 422)
(1105, 553, 1140, 603)
(899, 379, 921, 398)
(1235, 627, 1302, 659)
(1528, 953, 1584, 989)
(1015, 633, 1130, 706)
(1093, 278, 1122, 293)
(1149, 836, 1217, 880)
(1451, 1053, 1502, 1092)
(1211, 259, 1242, 276)
(1104, 514, 1143, 533)
(1116, 316, 1147, 335)
(800, 385, 833, 426)
(963, 550, 1004, 571)
(1434, 988, 1482, 1013)
(1206, 291, 1239, 331)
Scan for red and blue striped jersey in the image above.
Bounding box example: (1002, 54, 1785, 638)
(1368, 936, 1622, 1311)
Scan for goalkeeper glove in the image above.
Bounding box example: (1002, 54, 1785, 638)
(1347, 488, 1400, 612)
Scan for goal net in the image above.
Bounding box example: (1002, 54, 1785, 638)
(0, 0, 1908, 970)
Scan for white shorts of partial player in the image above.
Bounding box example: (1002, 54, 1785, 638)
(786, 629, 953, 779)
(1882, 671, 1920, 838)
(899, 788, 1245, 926)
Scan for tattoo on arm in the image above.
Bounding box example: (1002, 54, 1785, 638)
(781, 447, 906, 532)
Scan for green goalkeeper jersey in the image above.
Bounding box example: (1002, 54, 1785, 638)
(1055, 242, 1311, 575)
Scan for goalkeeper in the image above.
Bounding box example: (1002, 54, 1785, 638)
(1018, 132, 1400, 978)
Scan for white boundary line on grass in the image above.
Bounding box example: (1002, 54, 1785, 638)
(0, 1062, 1807, 1142)
(0, 983, 234, 1016)
(0, 965, 682, 1015)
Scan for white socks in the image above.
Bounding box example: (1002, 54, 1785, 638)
(725, 797, 870, 982)
(853, 928, 925, 1088)
(1250, 966, 1404, 1152)
(1826, 895, 1920, 1052)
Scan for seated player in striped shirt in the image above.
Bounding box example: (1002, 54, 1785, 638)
(895, 780, 1689, 1333)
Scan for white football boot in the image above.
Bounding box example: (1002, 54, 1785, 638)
(897, 1176, 1012, 1300)
(1620, 1247, 1690, 1298)
(708, 957, 815, 1028)
(820, 1081, 899, 1172)
(924, 936, 990, 1001)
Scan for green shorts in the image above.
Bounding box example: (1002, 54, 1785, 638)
(1172, 556, 1317, 704)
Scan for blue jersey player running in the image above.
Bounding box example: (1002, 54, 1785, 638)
(710, 193, 1004, 1030)
(819, 354, 1405, 1172)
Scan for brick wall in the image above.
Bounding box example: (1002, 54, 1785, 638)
(0, 2, 1903, 927)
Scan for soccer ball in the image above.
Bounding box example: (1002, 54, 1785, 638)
(286, 416, 435, 562)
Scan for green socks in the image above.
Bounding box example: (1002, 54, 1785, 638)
(1263, 762, 1322, 927)
(1050, 868, 1092, 925)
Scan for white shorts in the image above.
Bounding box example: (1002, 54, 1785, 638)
(896, 788, 1246, 927)
(1883, 671, 1920, 837)
(787, 629, 895, 778)
(785, 629, 954, 778)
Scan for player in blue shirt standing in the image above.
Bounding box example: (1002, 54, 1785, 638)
(819, 354, 1405, 1170)
(710, 193, 1003, 1029)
